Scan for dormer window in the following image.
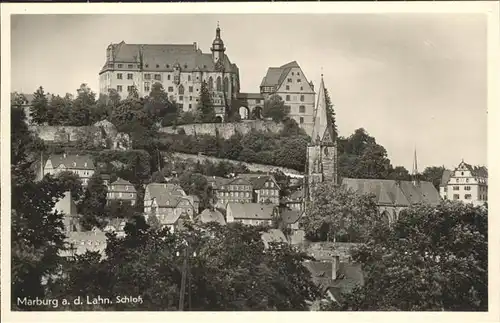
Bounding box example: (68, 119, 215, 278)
(156, 64, 159, 68)
(73, 162, 76, 167)
(84, 162, 87, 167)
(166, 64, 170, 68)
(145, 64, 149, 68)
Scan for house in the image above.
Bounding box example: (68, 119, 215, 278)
(440, 161, 488, 206)
(261, 229, 288, 249)
(280, 208, 303, 231)
(103, 218, 127, 237)
(281, 189, 304, 212)
(106, 178, 137, 206)
(196, 208, 226, 225)
(257, 61, 316, 135)
(44, 153, 95, 186)
(226, 202, 277, 226)
(59, 228, 108, 258)
(206, 173, 281, 209)
(341, 178, 441, 224)
(237, 174, 281, 205)
(143, 183, 199, 233)
(303, 256, 364, 308)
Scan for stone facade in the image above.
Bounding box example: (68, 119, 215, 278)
(160, 120, 283, 139)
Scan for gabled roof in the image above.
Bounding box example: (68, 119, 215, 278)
(196, 208, 226, 225)
(110, 177, 135, 189)
(48, 154, 94, 170)
(261, 229, 288, 249)
(281, 209, 302, 224)
(236, 174, 280, 190)
(145, 183, 193, 208)
(103, 42, 238, 74)
(341, 178, 440, 207)
(227, 203, 276, 220)
(260, 61, 300, 88)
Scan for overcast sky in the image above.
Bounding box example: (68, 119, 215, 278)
(10, 14, 487, 171)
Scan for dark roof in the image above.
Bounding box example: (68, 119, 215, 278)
(109, 178, 136, 193)
(281, 209, 302, 224)
(440, 169, 452, 187)
(145, 183, 194, 208)
(283, 189, 303, 202)
(341, 178, 441, 207)
(48, 154, 94, 170)
(196, 208, 226, 225)
(260, 61, 300, 88)
(261, 229, 288, 248)
(227, 203, 276, 220)
(236, 174, 280, 190)
(103, 42, 238, 74)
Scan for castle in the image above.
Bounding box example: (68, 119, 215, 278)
(98, 24, 316, 135)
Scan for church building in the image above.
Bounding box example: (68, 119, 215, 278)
(98, 24, 240, 122)
(303, 75, 441, 224)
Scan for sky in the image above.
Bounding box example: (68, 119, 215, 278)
(10, 14, 487, 171)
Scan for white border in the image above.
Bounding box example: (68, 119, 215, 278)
(1, 2, 499, 323)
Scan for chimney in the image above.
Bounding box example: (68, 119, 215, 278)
(331, 256, 339, 280)
(193, 42, 197, 50)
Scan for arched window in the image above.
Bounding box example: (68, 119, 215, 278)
(223, 77, 229, 92)
(208, 77, 214, 91)
(178, 84, 184, 95)
(216, 76, 222, 91)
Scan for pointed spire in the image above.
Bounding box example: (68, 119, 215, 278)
(412, 147, 418, 176)
(310, 74, 334, 145)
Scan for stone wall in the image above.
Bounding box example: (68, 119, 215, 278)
(29, 126, 89, 142)
(169, 152, 303, 177)
(159, 120, 284, 139)
(297, 242, 363, 263)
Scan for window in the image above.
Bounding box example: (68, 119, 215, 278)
(300, 117, 304, 124)
(168, 86, 174, 92)
(453, 186, 459, 191)
(461, 172, 464, 176)
(117, 64, 123, 68)
(189, 96, 192, 101)
(128, 64, 133, 68)
(300, 86, 303, 91)
(444, 187, 448, 192)
(453, 194, 460, 200)
(127, 85, 134, 92)
(144, 82, 150, 92)
(184, 64, 188, 68)
(188, 75, 191, 81)
(297, 72, 300, 76)
(127, 73, 133, 80)
(256, 99, 261, 104)
(265, 182, 269, 188)
(291, 72, 294, 76)
(189, 86, 193, 93)
(188, 104, 192, 110)
(456, 179, 459, 183)
(300, 95, 305, 102)
(145, 64, 149, 68)
(270, 182, 274, 188)
(117, 73, 123, 79)
(299, 105, 306, 113)
(286, 95, 290, 101)
(166, 64, 170, 68)
(286, 85, 290, 90)
(154, 74, 161, 81)
(179, 96, 184, 101)
(125, 186, 129, 191)
(465, 186, 471, 191)
(297, 79, 301, 83)
(466, 178, 469, 183)
(167, 75, 171, 80)
(156, 64, 160, 68)
(117, 85, 123, 92)
(287, 78, 292, 83)
(464, 194, 472, 200)
(145, 74, 151, 80)
(179, 85, 185, 95)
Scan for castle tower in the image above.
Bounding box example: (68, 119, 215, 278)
(211, 22, 226, 65)
(304, 74, 338, 202)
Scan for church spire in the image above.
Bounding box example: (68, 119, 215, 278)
(412, 147, 419, 185)
(310, 74, 334, 145)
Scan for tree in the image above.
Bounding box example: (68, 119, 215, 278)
(300, 181, 380, 242)
(47, 94, 71, 126)
(55, 171, 84, 202)
(421, 166, 446, 190)
(78, 173, 108, 230)
(69, 84, 96, 126)
(49, 220, 320, 310)
(30, 86, 49, 125)
(151, 171, 166, 183)
(331, 202, 488, 311)
(11, 106, 68, 309)
(262, 94, 289, 122)
(74, 126, 101, 151)
(178, 172, 214, 211)
(388, 166, 411, 181)
(196, 81, 216, 123)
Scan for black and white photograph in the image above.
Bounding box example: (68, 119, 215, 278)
(2, 2, 499, 320)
